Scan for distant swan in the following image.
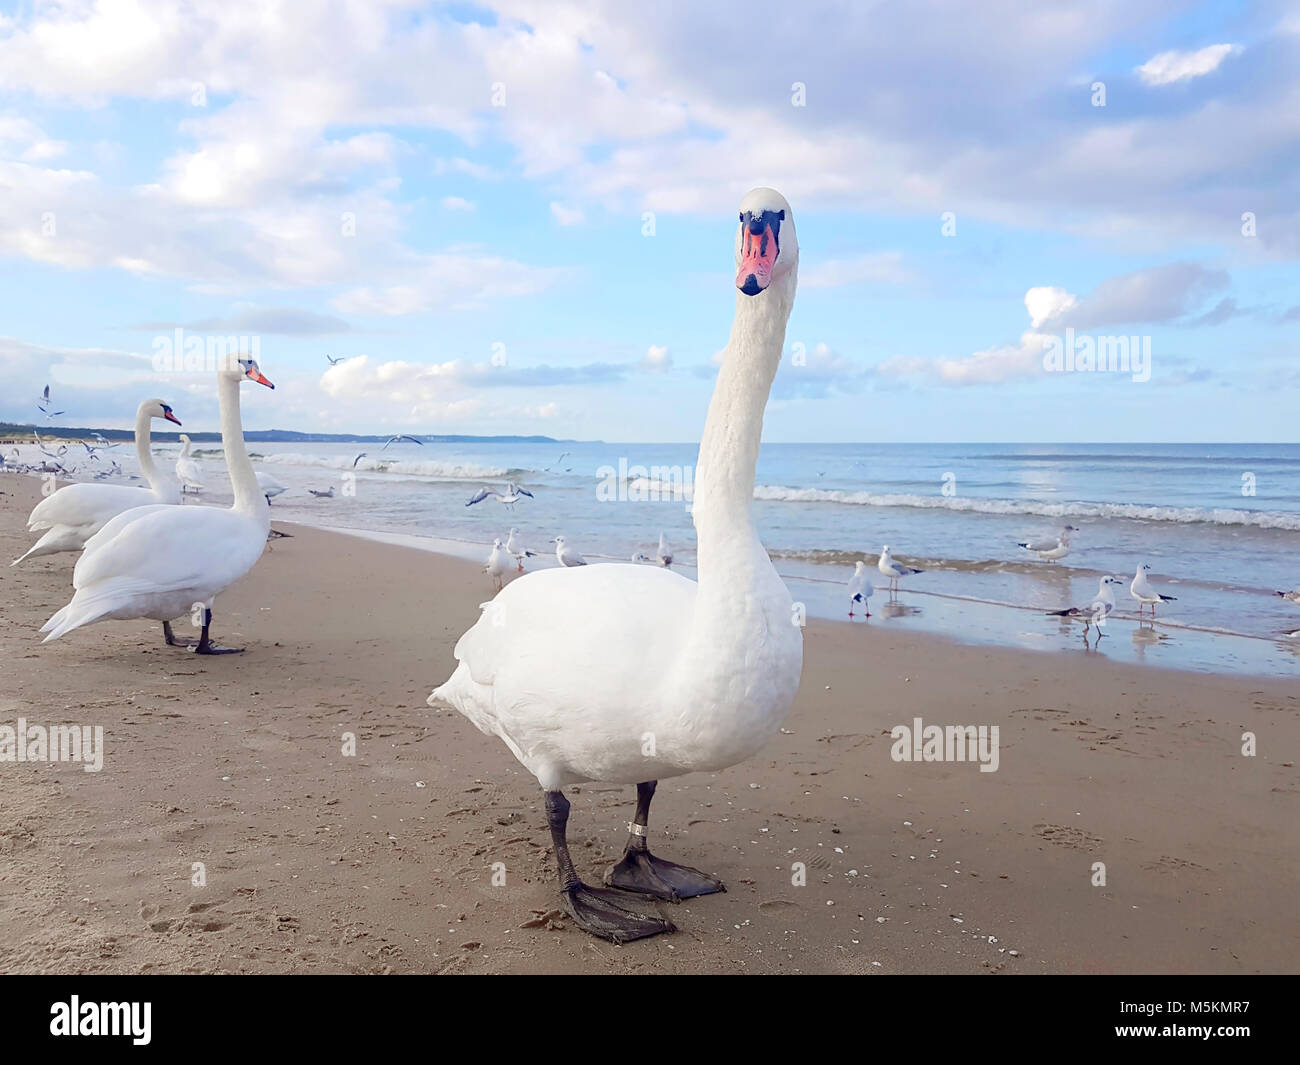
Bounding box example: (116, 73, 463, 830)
(40, 360, 275, 653)
(430, 189, 803, 943)
(13, 399, 182, 565)
(175, 434, 205, 493)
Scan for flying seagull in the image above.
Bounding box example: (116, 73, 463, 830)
(466, 482, 535, 510)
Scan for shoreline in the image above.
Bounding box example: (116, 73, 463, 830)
(1, 475, 1297, 974)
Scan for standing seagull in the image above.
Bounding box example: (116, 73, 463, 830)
(553, 536, 587, 567)
(484, 538, 513, 591)
(466, 482, 535, 510)
(878, 545, 922, 594)
(1018, 525, 1077, 563)
(1131, 563, 1177, 617)
(847, 560, 872, 617)
(656, 533, 673, 568)
(1047, 576, 1123, 643)
(505, 527, 536, 572)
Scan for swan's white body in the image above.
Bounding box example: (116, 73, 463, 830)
(847, 560, 872, 614)
(41, 366, 271, 642)
(13, 400, 181, 565)
(432, 188, 803, 793)
(175, 434, 205, 492)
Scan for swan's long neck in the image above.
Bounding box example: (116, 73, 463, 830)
(693, 281, 792, 559)
(218, 375, 267, 518)
(134, 406, 164, 492)
(179, 436, 191, 459)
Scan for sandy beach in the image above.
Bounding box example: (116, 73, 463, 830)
(1, 474, 1296, 975)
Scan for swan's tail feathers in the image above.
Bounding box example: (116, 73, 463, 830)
(39, 579, 151, 641)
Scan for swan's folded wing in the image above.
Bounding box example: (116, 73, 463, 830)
(26, 483, 157, 532)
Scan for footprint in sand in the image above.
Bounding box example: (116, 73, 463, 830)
(1033, 823, 1103, 849)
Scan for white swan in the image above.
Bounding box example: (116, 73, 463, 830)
(430, 188, 802, 943)
(12, 399, 182, 565)
(174, 434, 205, 493)
(40, 359, 275, 653)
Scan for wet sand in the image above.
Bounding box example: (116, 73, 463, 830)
(1, 475, 1296, 974)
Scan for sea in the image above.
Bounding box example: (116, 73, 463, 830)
(12, 439, 1300, 677)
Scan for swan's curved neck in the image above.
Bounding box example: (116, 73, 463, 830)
(692, 278, 794, 560)
(179, 436, 191, 459)
(134, 406, 164, 491)
(217, 375, 267, 518)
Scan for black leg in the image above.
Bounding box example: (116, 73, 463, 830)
(604, 781, 727, 902)
(192, 608, 243, 655)
(163, 620, 198, 648)
(545, 790, 673, 944)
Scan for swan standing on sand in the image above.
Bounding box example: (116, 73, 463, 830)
(430, 189, 803, 943)
(174, 434, 205, 494)
(878, 545, 922, 594)
(847, 560, 872, 617)
(13, 399, 182, 565)
(1131, 563, 1176, 617)
(40, 359, 275, 653)
(1018, 525, 1077, 563)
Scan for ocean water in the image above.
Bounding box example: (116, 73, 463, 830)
(14, 439, 1300, 677)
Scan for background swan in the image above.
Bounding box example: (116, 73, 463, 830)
(430, 188, 803, 943)
(40, 360, 275, 653)
(12, 398, 182, 565)
(174, 434, 205, 493)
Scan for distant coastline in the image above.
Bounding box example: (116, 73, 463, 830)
(0, 424, 573, 445)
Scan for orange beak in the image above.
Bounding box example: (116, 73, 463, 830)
(246, 368, 275, 389)
(163, 409, 182, 426)
(736, 220, 778, 295)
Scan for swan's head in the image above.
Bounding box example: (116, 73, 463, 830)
(142, 398, 182, 426)
(178, 433, 191, 445)
(219, 357, 275, 389)
(735, 187, 796, 296)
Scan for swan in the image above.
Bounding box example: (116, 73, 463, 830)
(12, 399, 182, 565)
(878, 545, 922, 593)
(1131, 563, 1176, 617)
(174, 434, 205, 493)
(847, 560, 872, 617)
(1018, 525, 1077, 563)
(430, 188, 803, 943)
(40, 359, 275, 653)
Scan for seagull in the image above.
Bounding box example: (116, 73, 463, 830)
(544, 451, 571, 472)
(37, 384, 64, 419)
(466, 482, 535, 510)
(1018, 525, 1077, 563)
(1047, 576, 1124, 643)
(485, 538, 513, 591)
(1131, 563, 1176, 617)
(382, 434, 423, 450)
(326, 355, 345, 365)
(847, 560, 872, 617)
(255, 471, 287, 503)
(505, 527, 536, 572)
(656, 532, 673, 567)
(878, 545, 923, 594)
(1274, 588, 1300, 606)
(552, 535, 586, 567)
(309, 487, 335, 499)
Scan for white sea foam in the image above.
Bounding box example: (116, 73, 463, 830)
(751, 485, 1300, 530)
(261, 452, 509, 480)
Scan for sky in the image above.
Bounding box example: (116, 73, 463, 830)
(0, 0, 1297, 442)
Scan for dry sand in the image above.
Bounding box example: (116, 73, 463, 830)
(0, 474, 1296, 974)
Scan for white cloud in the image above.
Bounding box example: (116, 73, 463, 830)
(550, 201, 585, 226)
(440, 196, 476, 211)
(1025, 286, 1078, 329)
(1137, 44, 1240, 87)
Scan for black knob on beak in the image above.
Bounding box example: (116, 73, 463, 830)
(747, 218, 765, 236)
